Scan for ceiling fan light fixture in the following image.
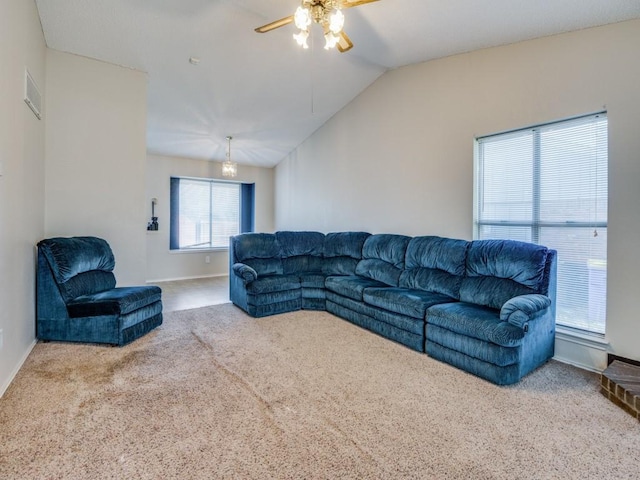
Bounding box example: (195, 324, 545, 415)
(328, 9, 344, 34)
(293, 29, 310, 48)
(294, 6, 312, 30)
(324, 30, 339, 50)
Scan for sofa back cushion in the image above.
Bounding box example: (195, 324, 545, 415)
(323, 232, 371, 275)
(232, 233, 283, 276)
(276, 231, 325, 274)
(399, 236, 469, 298)
(38, 237, 117, 302)
(459, 239, 549, 309)
(355, 234, 411, 286)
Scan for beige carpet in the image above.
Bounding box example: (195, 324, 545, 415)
(1, 304, 639, 479)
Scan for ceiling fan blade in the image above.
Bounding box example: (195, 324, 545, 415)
(337, 31, 353, 53)
(341, 0, 380, 9)
(254, 15, 294, 33)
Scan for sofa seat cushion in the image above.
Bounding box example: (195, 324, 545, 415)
(67, 286, 162, 318)
(325, 275, 387, 301)
(427, 302, 525, 348)
(246, 275, 301, 295)
(363, 287, 455, 320)
(300, 273, 326, 289)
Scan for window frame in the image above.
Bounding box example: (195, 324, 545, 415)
(474, 112, 608, 336)
(169, 176, 254, 252)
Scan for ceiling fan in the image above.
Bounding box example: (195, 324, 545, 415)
(255, 0, 380, 52)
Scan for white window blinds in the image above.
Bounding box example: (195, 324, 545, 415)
(173, 179, 240, 250)
(475, 113, 608, 334)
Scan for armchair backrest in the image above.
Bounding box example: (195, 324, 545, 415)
(37, 237, 116, 303)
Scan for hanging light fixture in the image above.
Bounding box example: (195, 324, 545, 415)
(291, 0, 345, 51)
(222, 135, 237, 178)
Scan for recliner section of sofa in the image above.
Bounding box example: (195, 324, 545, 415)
(229, 231, 557, 385)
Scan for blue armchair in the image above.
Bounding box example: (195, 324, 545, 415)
(36, 236, 163, 346)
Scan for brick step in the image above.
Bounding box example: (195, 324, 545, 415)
(601, 360, 640, 420)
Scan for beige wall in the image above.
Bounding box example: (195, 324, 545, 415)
(275, 20, 640, 365)
(45, 50, 148, 286)
(146, 154, 275, 281)
(0, 0, 46, 395)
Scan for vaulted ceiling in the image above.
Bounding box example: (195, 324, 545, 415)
(35, 0, 640, 168)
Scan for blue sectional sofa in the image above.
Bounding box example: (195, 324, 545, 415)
(230, 231, 557, 385)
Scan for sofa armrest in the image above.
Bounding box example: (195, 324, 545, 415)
(500, 294, 552, 331)
(232, 263, 258, 283)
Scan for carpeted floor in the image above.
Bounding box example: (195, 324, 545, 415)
(1, 304, 639, 479)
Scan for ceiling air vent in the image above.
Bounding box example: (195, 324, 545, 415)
(24, 69, 42, 120)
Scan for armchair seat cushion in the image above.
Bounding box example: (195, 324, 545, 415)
(427, 302, 525, 348)
(67, 286, 162, 318)
(363, 287, 455, 320)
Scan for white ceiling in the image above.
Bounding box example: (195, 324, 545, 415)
(35, 0, 640, 168)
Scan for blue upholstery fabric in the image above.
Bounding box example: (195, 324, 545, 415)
(426, 342, 521, 386)
(500, 294, 551, 329)
(247, 289, 300, 306)
(460, 239, 548, 309)
(242, 258, 283, 277)
(328, 292, 424, 336)
(459, 277, 537, 310)
(427, 324, 520, 367)
(325, 275, 387, 301)
(277, 231, 325, 275)
(38, 237, 115, 283)
(322, 232, 370, 275)
(300, 274, 326, 289)
(322, 257, 360, 276)
(327, 299, 424, 352)
(246, 275, 301, 294)
(246, 299, 302, 318)
(67, 286, 162, 317)
(363, 287, 454, 320)
(405, 236, 468, 276)
(324, 232, 370, 258)
(276, 231, 325, 257)
(427, 302, 525, 347)
(303, 298, 326, 310)
(356, 234, 411, 286)
(400, 236, 468, 298)
(231, 233, 283, 275)
(282, 256, 324, 275)
(36, 236, 162, 346)
(232, 263, 258, 282)
(59, 271, 116, 303)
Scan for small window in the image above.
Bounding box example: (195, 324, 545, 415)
(170, 177, 254, 250)
(475, 113, 608, 335)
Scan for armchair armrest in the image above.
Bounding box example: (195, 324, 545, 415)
(500, 294, 552, 331)
(232, 263, 258, 283)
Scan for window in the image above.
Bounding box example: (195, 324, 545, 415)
(170, 177, 254, 250)
(475, 113, 608, 334)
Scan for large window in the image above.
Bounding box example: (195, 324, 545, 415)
(475, 113, 608, 334)
(170, 177, 254, 250)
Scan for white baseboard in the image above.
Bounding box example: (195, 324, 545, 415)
(553, 329, 609, 373)
(146, 273, 228, 283)
(0, 339, 37, 398)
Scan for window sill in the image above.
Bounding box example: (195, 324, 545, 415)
(169, 247, 228, 254)
(555, 325, 608, 349)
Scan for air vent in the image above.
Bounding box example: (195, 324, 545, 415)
(24, 69, 42, 120)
